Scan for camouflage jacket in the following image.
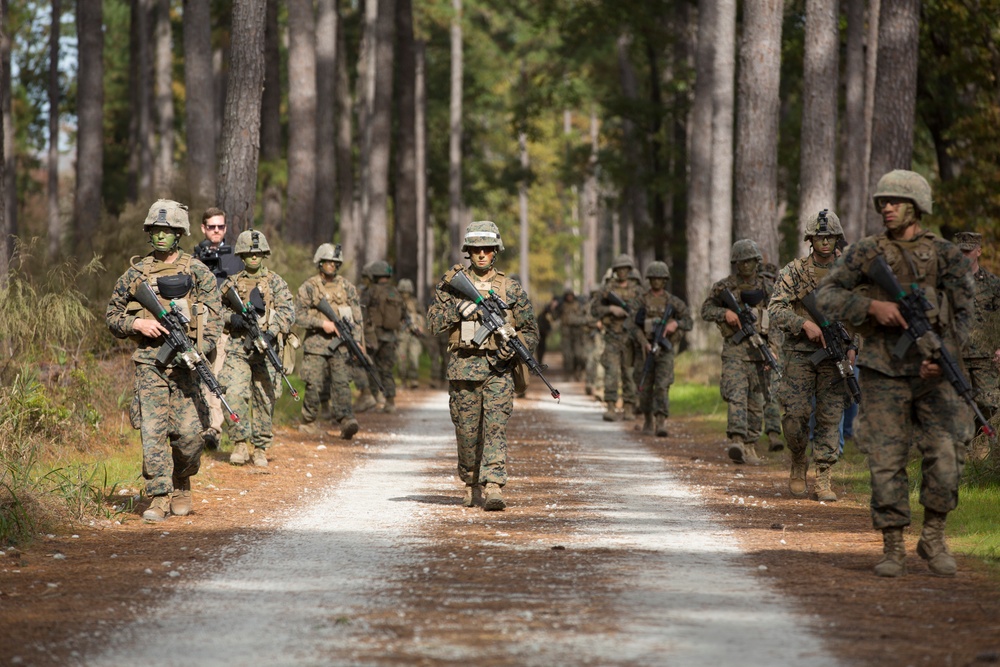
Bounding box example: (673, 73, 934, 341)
(559, 298, 589, 331)
(815, 230, 973, 377)
(590, 279, 642, 339)
(769, 254, 838, 353)
(966, 266, 1000, 359)
(427, 265, 539, 382)
(635, 288, 693, 350)
(295, 273, 364, 356)
(362, 281, 404, 343)
(220, 268, 296, 356)
(106, 251, 222, 366)
(701, 272, 774, 361)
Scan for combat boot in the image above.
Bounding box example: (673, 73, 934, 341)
(623, 404, 637, 421)
(483, 482, 506, 511)
(297, 421, 318, 434)
(374, 391, 386, 411)
(142, 495, 171, 523)
(766, 432, 784, 452)
(462, 484, 483, 508)
(230, 441, 250, 466)
(874, 527, 906, 577)
(340, 417, 359, 440)
(382, 396, 396, 414)
(655, 415, 668, 438)
(917, 509, 957, 576)
(743, 442, 764, 466)
(252, 447, 268, 468)
(354, 389, 377, 413)
(641, 413, 654, 434)
(727, 439, 747, 464)
(789, 451, 808, 497)
(602, 404, 619, 422)
(170, 477, 192, 517)
(203, 430, 220, 451)
(815, 464, 837, 502)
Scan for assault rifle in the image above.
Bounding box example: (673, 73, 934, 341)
(605, 291, 631, 314)
(447, 270, 560, 400)
(637, 305, 675, 393)
(315, 297, 387, 396)
(720, 288, 782, 378)
(866, 255, 995, 437)
(224, 288, 300, 401)
(801, 291, 862, 404)
(133, 281, 239, 422)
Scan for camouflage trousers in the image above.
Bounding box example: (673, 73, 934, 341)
(204, 332, 231, 433)
(601, 335, 637, 407)
(427, 333, 449, 386)
(133, 362, 207, 497)
(449, 374, 514, 487)
(586, 331, 604, 393)
(301, 349, 354, 424)
(859, 368, 972, 529)
(779, 352, 843, 466)
(562, 327, 587, 379)
(764, 387, 783, 436)
(635, 349, 675, 417)
(965, 356, 999, 424)
(371, 337, 398, 399)
(397, 331, 423, 383)
(720, 356, 766, 442)
(219, 348, 279, 449)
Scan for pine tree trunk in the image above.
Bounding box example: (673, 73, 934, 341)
(518, 131, 530, 297)
(363, 0, 395, 265)
(840, 0, 866, 243)
(129, 0, 154, 200)
(315, 0, 338, 242)
(74, 0, 104, 256)
(1, 0, 13, 263)
(183, 0, 215, 209)
(154, 0, 174, 194)
(259, 0, 281, 163)
(414, 39, 428, 302)
(447, 0, 464, 266)
(47, 0, 61, 260)
(709, 0, 735, 280)
(582, 110, 599, 294)
(394, 0, 417, 283)
(216, 0, 266, 241)
(616, 32, 650, 268)
(287, 0, 318, 243)
(335, 5, 356, 267)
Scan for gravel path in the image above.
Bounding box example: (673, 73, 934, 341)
(88, 388, 841, 666)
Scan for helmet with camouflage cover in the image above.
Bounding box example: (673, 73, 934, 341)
(234, 229, 271, 255)
(313, 243, 344, 265)
(872, 169, 933, 215)
(397, 278, 414, 293)
(804, 209, 844, 240)
(369, 260, 393, 277)
(143, 199, 190, 235)
(462, 220, 505, 253)
(611, 253, 635, 270)
(645, 261, 670, 280)
(730, 239, 763, 263)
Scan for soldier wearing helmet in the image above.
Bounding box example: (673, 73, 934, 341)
(295, 242, 365, 440)
(218, 230, 296, 467)
(769, 210, 853, 501)
(558, 289, 589, 382)
(701, 238, 777, 465)
(396, 278, 426, 389)
(817, 170, 975, 578)
(427, 220, 539, 511)
(106, 199, 223, 522)
(591, 253, 643, 422)
(193, 207, 244, 288)
(633, 261, 692, 437)
(359, 261, 404, 412)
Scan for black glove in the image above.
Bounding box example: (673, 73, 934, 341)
(264, 332, 277, 349)
(229, 313, 248, 331)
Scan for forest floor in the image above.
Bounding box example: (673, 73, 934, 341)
(3, 356, 1000, 666)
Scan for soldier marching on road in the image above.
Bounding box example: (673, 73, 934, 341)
(397, 278, 426, 389)
(591, 254, 642, 422)
(362, 261, 404, 413)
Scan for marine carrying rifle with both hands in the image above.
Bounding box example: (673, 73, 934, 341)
(719, 287, 782, 378)
(637, 304, 675, 393)
(315, 297, 387, 396)
(800, 290, 861, 405)
(224, 288, 300, 401)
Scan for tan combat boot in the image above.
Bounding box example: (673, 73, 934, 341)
(252, 447, 268, 467)
(382, 396, 396, 414)
(170, 476, 192, 516)
(874, 527, 907, 577)
(230, 441, 250, 466)
(743, 442, 764, 466)
(727, 439, 747, 464)
(815, 464, 837, 502)
(340, 417, 359, 440)
(602, 404, 619, 422)
(789, 450, 808, 497)
(766, 432, 784, 452)
(483, 482, 506, 511)
(655, 415, 668, 438)
(917, 510, 957, 576)
(641, 413, 654, 434)
(142, 495, 172, 523)
(623, 404, 637, 421)
(462, 484, 483, 508)
(354, 389, 377, 413)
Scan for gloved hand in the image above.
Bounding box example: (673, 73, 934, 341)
(229, 313, 248, 331)
(457, 300, 478, 319)
(264, 332, 278, 349)
(497, 343, 516, 361)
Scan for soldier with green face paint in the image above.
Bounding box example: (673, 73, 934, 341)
(106, 199, 223, 522)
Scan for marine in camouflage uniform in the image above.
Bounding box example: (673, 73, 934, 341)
(591, 254, 643, 421)
(296, 243, 365, 440)
(559, 290, 589, 381)
(352, 263, 380, 412)
(701, 239, 777, 465)
(632, 261, 692, 437)
(427, 221, 539, 511)
(219, 230, 296, 467)
(817, 170, 974, 578)
(106, 199, 222, 522)
(760, 261, 785, 451)
(770, 210, 854, 501)
(396, 278, 426, 389)
(953, 231, 1000, 455)
(362, 260, 403, 412)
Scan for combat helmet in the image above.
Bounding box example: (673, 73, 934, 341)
(872, 169, 933, 215)
(313, 243, 344, 265)
(143, 199, 190, 236)
(369, 260, 393, 278)
(462, 220, 505, 253)
(611, 253, 635, 270)
(804, 209, 844, 240)
(730, 239, 763, 263)
(397, 278, 414, 293)
(645, 261, 670, 280)
(234, 230, 271, 255)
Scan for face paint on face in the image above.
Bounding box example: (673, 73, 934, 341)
(319, 260, 340, 278)
(811, 235, 836, 261)
(649, 277, 667, 291)
(242, 253, 265, 273)
(149, 227, 178, 253)
(614, 267, 631, 282)
(736, 258, 758, 279)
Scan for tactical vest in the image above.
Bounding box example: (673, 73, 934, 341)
(856, 233, 947, 334)
(786, 256, 832, 324)
(602, 280, 639, 332)
(445, 265, 513, 351)
(316, 276, 356, 322)
(717, 276, 771, 339)
(642, 291, 669, 338)
(370, 283, 404, 331)
(126, 253, 207, 347)
(232, 271, 276, 330)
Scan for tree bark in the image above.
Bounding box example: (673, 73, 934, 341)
(363, 0, 395, 265)
(734, 0, 782, 264)
(315, 0, 338, 243)
(216, 0, 266, 241)
(47, 0, 61, 260)
(709, 0, 735, 279)
(129, 0, 154, 200)
(582, 111, 598, 294)
(154, 0, 174, 194)
(840, 0, 866, 243)
(616, 32, 651, 269)
(0, 0, 7, 280)
(866, 0, 918, 234)
(518, 131, 530, 297)
(355, 0, 376, 270)
(335, 5, 356, 270)
(414, 39, 427, 302)
(74, 0, 104, 257)
(287, 0, 318, 243)
(259, 0, 281, 163)
(394, 0, 417, 283)
(183, 0, 215, 209)
(447, 0, 464, 266)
